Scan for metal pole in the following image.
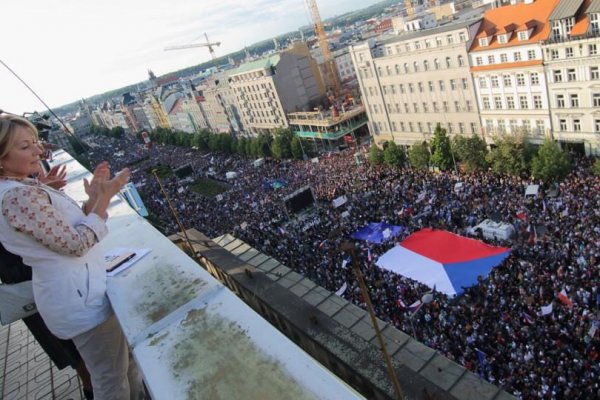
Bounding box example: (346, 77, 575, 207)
(340, 242, 405, 400)
(152, 170, 200, 263)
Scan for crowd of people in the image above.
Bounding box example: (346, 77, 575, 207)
(86, 134, 599, 399)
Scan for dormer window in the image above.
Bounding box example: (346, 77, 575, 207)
(479, 37, 489, 47)
(518, 30, 529, 41)
(498, 34, 508, 44)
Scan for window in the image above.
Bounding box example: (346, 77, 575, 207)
(446, 57, 452, 68)
(386, 103, 391, 113)
(395, 64, 401, 74)
(413, 103, 419, 112)
(565, 47, 573, 58)
(458, 55, 465, 67)
(479, 77, 487, 88)
(589, 44, 597, 56)
(498, 120, 506, 132)
(533, 95, 542, 109)
(432, 101, 438, 112)
(554, 70, 563, 82)
(427, 122, 433, 133)
(461, 78, 468, 89)
(518, 31, 528, 41)
(519, 95, 528, 109)
(570, 94, 579, 108)
(567, 69, 576, 81)
(551, 49, 559, 60)
(593, 93, 600, 107)
(409, 122, 413, 131)
(423, 60, 429, 71)
(413, 61, 419, 72)
(527, 50, 536, 60)
(591, 13, 599, 34)
(439, 80, 445, 91)
(488, 55, 495, 64)
(428, 81, 434, 91)
(423, 103, 429, 113)
(436, 37, 443, 46)
(443, 101, 449, 112)
(498, 34, 508, 44)
(418, 122, 423, 133)
(434, 58, 441, 69)
(454, 101, 460, 112)
(491, 76, 499, 88)
(479, 37, 489, 47)
(595, 119, 600, 133)
(399, 83, 405, 93)
(466, 100, 473, 112)
(447, 34, 454, 44)
(486, 119, 493, 133)
(536, 120, 545, 134)
(391, 121, 397, 131)
(475, 56, 483, 66)
(500, 53, 508, 63)
(395, 103, 401, 113)
(556, 94, 565, 108)
(516, 74, 525, 86)
(390, 85, 396, 94)
(471, 123, 477, 134)
(404, 63, 409, 73)
(522, 120, 531, 133)
(482, 96, 491, 110)
(459, 123, 465, 134)
(558, 119, 567, 132)
(506, 96, 515, 109)
(450, 79, 457, 90)
(425, 39, 432, 48)
(573, 119, 581, 132)
(418, 82, 424, 92)
(414, 41, 421, 50)
(409, 83, 414, 93)
(591, 66, 600, 80)
(459, 32, 467, 42)
(514, 52, 522, 61)
(510, 119, 518, 132)
(530, 72, 539, 85)
(382, 86, 388, 95)
(503, 75, 512, 87)
(447, 123, 453, 134)
(494, 96, 503, 109)
(400, 122, 405, 131)
(404, 103, 410, 113)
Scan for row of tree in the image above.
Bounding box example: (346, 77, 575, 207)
(368, 124, 575, 183)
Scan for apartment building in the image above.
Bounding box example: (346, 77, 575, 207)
(469, 0, 560, 144)
(199, 74, 244, 134)
(229, 42, 325, 136)
(350, 19, 483, 146)
(543, 0, 600, 155)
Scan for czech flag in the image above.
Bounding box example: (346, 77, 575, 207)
(558, 288, 573, 308)
(376, 229, 510, 297)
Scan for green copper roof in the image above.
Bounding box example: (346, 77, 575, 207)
(231, 54, 281, 75)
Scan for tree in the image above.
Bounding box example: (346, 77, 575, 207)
(452, 135, 489, 172)
(594, 158, 600, 176)
(531, 139, 571, 182)
(110, 126, 125, 138)
(368, 144, 384, 165)
(486, 133, 534, 176)
(271, 129, 293, 159)
(430, 124, 454, 171)
(291, 136, 304, 160)
(408, 141, 430, 170)
(383, 141, 405, 167)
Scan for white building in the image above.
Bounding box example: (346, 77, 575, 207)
(350, 19, 483, 146)
(469, 0, 560, 144)
(543, 0, 600, 155)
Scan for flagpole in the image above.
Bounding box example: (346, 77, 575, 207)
(340, 241, 405, 400)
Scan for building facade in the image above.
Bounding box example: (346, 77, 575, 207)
(469, 0, 561, 145)
(229, 42, 325, 135)
(350, 19, 483, 146)
(543, 0, 600, 155)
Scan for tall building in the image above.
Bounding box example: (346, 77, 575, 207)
(350, 19, 483, 146)
(199, 74, 244, 134)
(543, 0, 600, 155)
(469, 0, 561, 144)
(229, 42, 326, 136)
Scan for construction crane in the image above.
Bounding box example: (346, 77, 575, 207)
(164, 33, 221, 71)
(306, 0, 341, 97)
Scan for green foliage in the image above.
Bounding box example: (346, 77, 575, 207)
(253, 133, 273, 157)
(486, 134, 534, 176)
(531, 139, 571, 182)
(151, 165, 172, 179)
(430, 124, 454, 171)
(109, 126, 125, 138)
(408, 141, 430, 170)
(291, 136, 304, 160)
(368, 144, 384, 165)
(271, 128, 293, 159)
(593, 158, 600, 176)
(383, 142, 405, 167)
(452, 135, 489, 172)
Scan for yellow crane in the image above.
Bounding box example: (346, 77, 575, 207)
(306, 0, 341, 97)
(164, 33, 221, 71)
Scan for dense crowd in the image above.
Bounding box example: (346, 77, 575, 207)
(85, 134, 599, 399)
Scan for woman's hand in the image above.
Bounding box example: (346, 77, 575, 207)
(83, 162, 130, 217)
(39, 164, 67, 190)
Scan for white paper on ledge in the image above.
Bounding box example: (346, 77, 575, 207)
(105, 248, 152, 277)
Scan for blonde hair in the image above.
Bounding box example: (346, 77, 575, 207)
(0, 113, 39, 161)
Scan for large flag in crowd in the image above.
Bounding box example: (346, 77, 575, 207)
(376, 229, 510, 296)
(352, 222, 404, 244)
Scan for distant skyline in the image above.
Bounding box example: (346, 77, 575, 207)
(2, 0, 382, 115)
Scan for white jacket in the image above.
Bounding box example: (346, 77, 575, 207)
(0, 179, 112, 339)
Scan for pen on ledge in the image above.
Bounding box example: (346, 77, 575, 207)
(107, 253, 137, 272)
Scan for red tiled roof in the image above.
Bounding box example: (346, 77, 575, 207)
(470, 59, 543, 72)
(470, 0, 561, 52)
(571, 0, 592, 36)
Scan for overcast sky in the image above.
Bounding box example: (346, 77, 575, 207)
(1, 0, 381, 115)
